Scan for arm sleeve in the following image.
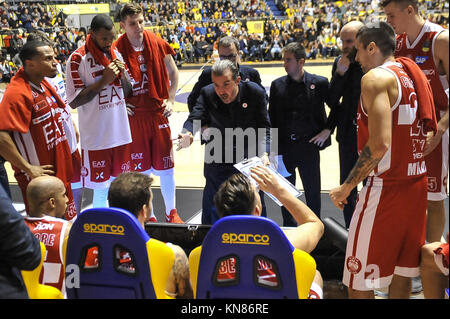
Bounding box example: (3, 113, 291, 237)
(268, 82, 278, 128)
(65, 52, 85, 105)
(327, 58, 347, 133)
(255, 87, 271, 155)
(183, 87, 210, 134)
(187, 69, 211, 113)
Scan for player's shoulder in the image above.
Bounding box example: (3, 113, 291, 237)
(68, 46, 87, 63)
(425, 20, 446, 33)
(361, 66, 395, 92)
(434, 28, 449, 48)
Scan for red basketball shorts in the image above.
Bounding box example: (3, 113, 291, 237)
(81, 143, 131, 189)
(343, 176, 427, 291)
(128, 113, 174, 173)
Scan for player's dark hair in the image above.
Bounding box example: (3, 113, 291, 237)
(19, 40, 49, 67)
(356, 21, 396, 57)
(380, 0, 418, 11)
(27, 31, 55, 47)
(119, 2, 143, 22)
(90, 14, 114, 32)
(108, 172, 153, 218)
(214, 173, 257, 218)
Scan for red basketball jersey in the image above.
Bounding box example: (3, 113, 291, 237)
(4, 82, 73, 185)
(394, 21, 449, 111)
(24, 216, 70, 292)
(357, 61, 428, 181)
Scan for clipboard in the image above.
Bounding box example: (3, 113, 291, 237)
(234, 157, 303, 206)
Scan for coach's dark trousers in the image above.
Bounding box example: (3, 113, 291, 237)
(202, 163, 267, 225)
(281, 141, 322, 227)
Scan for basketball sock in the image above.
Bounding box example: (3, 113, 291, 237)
(71, 186, 83, 214)
(159, 172, 176, 215)
(150, 207, 156, 219)
(92, 187, 109, 208)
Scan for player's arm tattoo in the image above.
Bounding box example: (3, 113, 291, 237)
(344, 145, 381, 186)
(173, 251, 193, 299)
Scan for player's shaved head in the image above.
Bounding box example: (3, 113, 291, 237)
(341, 21, 364, 34)
(27, 176, 66, 217)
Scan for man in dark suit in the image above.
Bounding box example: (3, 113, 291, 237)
(0, 183, 41, 298)
(269, 42, 330, 226)
(178, 60, 271, 225)
(324, 21, 364, 229)
(187, 36, 265, 113)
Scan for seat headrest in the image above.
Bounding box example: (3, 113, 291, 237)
(203, 215, 294, 254)
(70, 207, 149, 243)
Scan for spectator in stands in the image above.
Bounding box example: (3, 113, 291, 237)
(0, 17, 9, 29)
(306, 40, 319, 59)
(76, 34, 85, 49)
(8, 32, 23, 57)
(108, 171, 193, 298)
(322, 32, 338, 58)
(239, 34, 249, 61)
(248, 33, 262, 61)
(6, 8, 19, 29)
(20, 8, 32, 32)
(181, 37, 194, 63)
(170, 37, 183, 65)
(270, 36, 283, 60)
(0, 54, 15, 83)
(194, 34, 210, 62)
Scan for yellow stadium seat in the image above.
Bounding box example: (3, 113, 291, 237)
(21, 242, 64, 299)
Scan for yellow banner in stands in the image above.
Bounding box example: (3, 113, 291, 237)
(247, 20, 264, 34)
(50, 3, 110, 15)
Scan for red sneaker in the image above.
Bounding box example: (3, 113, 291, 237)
(147, 216, 157, 223)
(165, 209, 184, 224)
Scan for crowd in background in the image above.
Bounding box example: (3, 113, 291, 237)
(0, 0, 448, 82)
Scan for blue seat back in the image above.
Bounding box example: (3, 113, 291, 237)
(65, 207, 157, 299)
(189, 215, 316, 299)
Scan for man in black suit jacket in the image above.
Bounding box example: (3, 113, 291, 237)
(178, 60, 271, 225)
(187, 36, 265, 113)
(269, 42, 331, 226)
(325, 21, 364, 229)
(0, 184, 41, 298)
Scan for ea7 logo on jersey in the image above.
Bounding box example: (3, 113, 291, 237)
(92, 160, 106, 168)
(131, 153, 144, 160)
(415, 56, 428, 64)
